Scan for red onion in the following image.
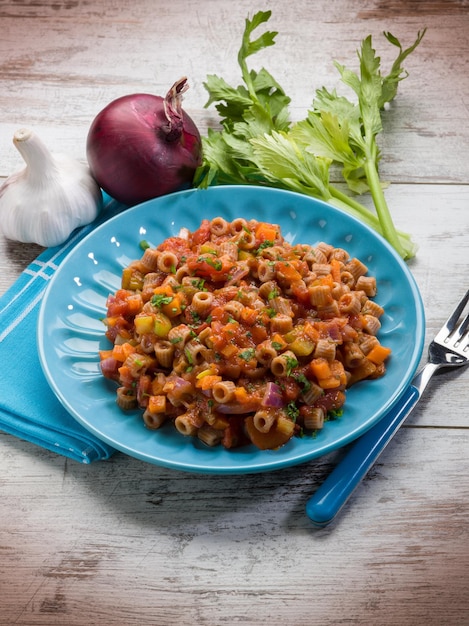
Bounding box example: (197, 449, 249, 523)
(261, 382, 285, 408)
(100, 357, 120, 380)
(166, 376, 193, 406)
(86, 77, 202, 205)
(216, 400, 261, 414)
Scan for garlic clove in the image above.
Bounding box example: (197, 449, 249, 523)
(0, 128, 103, 247)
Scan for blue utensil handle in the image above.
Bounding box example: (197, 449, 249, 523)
(306, 384, 420, 527)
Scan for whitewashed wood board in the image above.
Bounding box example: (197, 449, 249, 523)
(0, 0, 468, 181)
(1, 425, 468, 626)
(1, 3, 469, 624)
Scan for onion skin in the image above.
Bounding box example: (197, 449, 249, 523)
(86, 77, 202, 205)
(100, 357, 120, 380)
(216, 400, 261, 415)
(261, 382, 284, 408)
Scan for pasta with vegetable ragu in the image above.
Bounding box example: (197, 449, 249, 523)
(99, 217, 391, 450)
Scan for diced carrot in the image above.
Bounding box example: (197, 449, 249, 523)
(303, 322, 320, 342)
(126, 293, 143, 315)
(104, 316, 119, 328)
(221, 321, 238, 336)
(366, 344, 392, 365)
(151, 285, 183, 318)
(148, 395, 167, 414)
(162, 292, 184, 318)
(99, 349, 113, 361)
(117, 365, 133, 385)
(320, 273, 334, 289)
(276, 261, 302, 283)
(271, 333, 288, 351)
(317, 375, 341, 389)
(111, 344, 126, 362)
(115, 288, 131, 300)
(196, 375, 222, 390)
(255, 222, 279, 243)
(309, 357, 332, 381)
(234, 386, 249, 403)
(209, 306, 226, 322)
(240, 307, 258, 326)
(153, 285, 174, 297)
(122, 342, 137, 358)
(221, 344, 238, 358)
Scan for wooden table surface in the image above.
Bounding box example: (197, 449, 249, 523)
(1, 1, 468, 625)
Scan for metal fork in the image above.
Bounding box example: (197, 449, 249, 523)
(306, 288, 469, 527)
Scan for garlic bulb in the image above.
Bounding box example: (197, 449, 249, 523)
(0, 128, 103, 247)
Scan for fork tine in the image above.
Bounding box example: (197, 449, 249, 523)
(452, 313, 469, 347)
(445, 289, 469, 333)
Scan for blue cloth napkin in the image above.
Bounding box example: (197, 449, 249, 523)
(0, 196, 123, 463)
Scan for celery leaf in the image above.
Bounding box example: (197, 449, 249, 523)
(195, 10, 425, 260)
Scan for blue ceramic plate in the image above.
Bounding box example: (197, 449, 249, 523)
(37, 186, 425, 474)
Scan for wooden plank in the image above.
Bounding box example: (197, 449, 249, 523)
(0, 0, 468, 180)
(0, 426, 468, 625)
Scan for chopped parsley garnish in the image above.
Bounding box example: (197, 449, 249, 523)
(191, 278, 207, 290)
(328, 408, 344, 420)
(285, 355, 299, 376)
(184, 348, 194, 365)
(293, 372, 311, 392)
(206, 258, 223, 271)
(255, 240, 275, 255)
(189, 311, 201, 326)
(239, 348, 255, 361)
(286, 401, 299, 422)
(151, 294, 173, 308)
